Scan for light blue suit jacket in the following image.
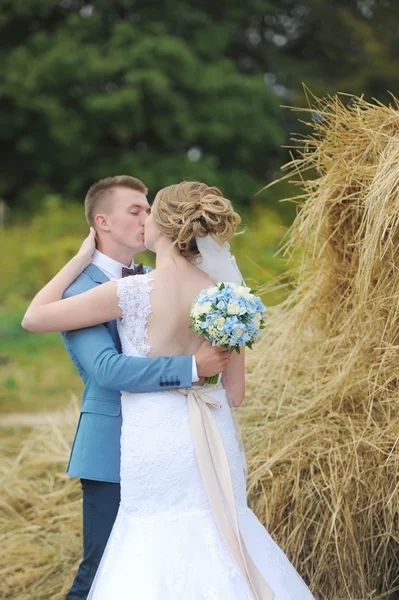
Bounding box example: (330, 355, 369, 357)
(62, 263, 192, 483)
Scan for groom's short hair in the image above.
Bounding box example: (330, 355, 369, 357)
(85, 175, 148, 227)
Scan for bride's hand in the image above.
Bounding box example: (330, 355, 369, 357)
(75, 227, 97, 269)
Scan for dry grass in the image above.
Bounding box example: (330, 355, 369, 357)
(241, 92, 399, 599)
(0, 401, 82, 600)
(3, 93, 399, 599)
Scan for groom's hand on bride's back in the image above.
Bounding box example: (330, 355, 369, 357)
(195, 340, 230, 378)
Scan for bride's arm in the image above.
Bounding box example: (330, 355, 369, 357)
(222, 349, 245, 407)
(22, 280, 120, 333)
(22, 229, 121, 333)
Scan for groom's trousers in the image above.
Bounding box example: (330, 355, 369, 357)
(65, 479, 121, 600)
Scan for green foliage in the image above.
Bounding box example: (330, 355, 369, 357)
(242, 1, 399, 106)
(233, 203, 289, 291)
(1, 1, 399, 221)
(0, 197, 85, 412)
(0, 0, 284, 210)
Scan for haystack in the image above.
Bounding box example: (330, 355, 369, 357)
(0, 403, 82, 599)
(241, 93, 399, 599)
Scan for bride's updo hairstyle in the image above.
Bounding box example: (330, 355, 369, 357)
(152, 181, 241, 257)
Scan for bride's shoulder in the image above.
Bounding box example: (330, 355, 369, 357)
(117, 272, 154, 292)
(189, 263, 214, 290)
(116, 273, 154, 319)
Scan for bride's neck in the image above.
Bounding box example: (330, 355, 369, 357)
(154, 237, 186, 269)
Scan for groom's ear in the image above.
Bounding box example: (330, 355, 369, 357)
(94, 213, 111, 233)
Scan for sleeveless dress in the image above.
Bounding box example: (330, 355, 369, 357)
(87, 275, 316, 600)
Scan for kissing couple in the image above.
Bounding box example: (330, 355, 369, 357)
(23, 176, 315, 600)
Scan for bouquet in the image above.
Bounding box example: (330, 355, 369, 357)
(190, 282, 267, 383)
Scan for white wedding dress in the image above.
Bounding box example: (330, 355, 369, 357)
(87, 275, 315, 600)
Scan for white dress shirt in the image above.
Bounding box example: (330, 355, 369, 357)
(92, 249, 135, 281)
(91, 250, 199, 382)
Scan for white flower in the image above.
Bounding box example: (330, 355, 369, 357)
(253, 312, 262, 329)
(199, 301, 213, 314)
(216, 316, 226, 329)
(233, 285, 253, 301)
(191, 303, 203, 318)
(208, 325, 218, 337)
(207, 286, 219, 296)
(234, 325, 244, 337)
(227, 302, 240, 315)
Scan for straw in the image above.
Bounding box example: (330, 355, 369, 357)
(241, 92, 399, 599)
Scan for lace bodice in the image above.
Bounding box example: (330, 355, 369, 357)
(116, 274, 153, 358)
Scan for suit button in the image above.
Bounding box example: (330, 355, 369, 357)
(170, 381, 176, 386)
(176, 380, 181, 386)
(160, 381, 165, 387)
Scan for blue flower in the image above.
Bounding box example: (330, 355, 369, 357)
(190, 283, 267, 349)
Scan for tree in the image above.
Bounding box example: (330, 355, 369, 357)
(233, 0, 399, 105)
(0, 0, 284, 210)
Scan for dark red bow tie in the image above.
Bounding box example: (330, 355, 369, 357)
(122, 264, 145, 278)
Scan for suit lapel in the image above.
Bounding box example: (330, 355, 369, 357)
(83, 263, 122, 348)
(84, 263, 110, 284)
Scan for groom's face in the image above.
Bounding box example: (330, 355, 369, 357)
(103, 187, 151, 252)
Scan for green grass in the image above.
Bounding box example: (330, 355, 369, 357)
(0, 306, 82, 413)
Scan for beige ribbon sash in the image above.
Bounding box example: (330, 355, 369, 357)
(177, 387, 274, 600)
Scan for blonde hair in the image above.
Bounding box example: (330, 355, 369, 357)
(152, 181, 241, 256)
(84, 175, 148, 227)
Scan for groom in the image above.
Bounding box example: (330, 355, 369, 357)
(64, 175, 230, 599)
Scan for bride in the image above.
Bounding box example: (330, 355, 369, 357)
(23, 182, 315, 600)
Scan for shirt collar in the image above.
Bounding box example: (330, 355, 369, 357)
(92, 249, 135, 280)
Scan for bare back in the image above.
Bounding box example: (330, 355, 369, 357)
(116, 255, 244, 405)
(145, 259, 213, 358)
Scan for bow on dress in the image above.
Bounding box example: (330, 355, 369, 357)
(176, 386, 274, 600)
